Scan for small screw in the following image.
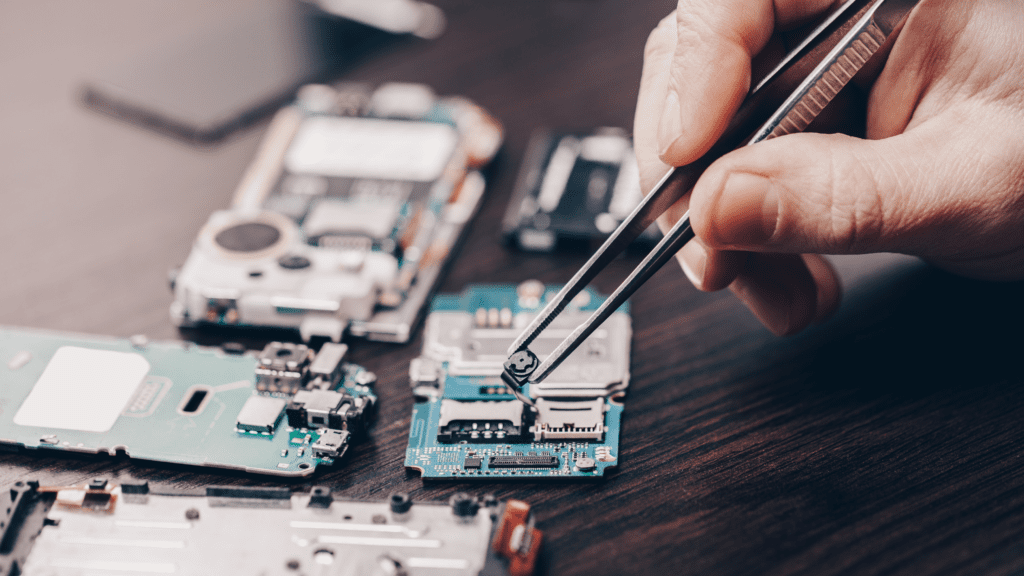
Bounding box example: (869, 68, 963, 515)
(389, 493, 412, 514)
(185, 508, 200, 520)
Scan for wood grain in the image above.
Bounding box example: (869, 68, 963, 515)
(1, 2, 1023, 575)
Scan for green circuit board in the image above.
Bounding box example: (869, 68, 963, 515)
(404, 282, 631, 480)
(0, 327, 375, 477)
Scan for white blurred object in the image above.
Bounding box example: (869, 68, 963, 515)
(312, 0, 447, 39)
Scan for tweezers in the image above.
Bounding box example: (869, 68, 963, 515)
(501, 0, 921, 406)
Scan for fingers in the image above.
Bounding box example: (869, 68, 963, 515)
(635, 13, 677, 194)
(636, 0, 841, 192)
(727, 253, 821, 336)
(689, 111, 1024, 266)
(676, 239, 747, 292)
(658, 0, 841, 166)
(802, 253, 842, 323)
(657, 0, 773, 166)
(687, 129, 936, 256)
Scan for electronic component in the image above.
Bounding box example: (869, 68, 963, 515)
(531, 397, 606, 441)
(438, 399, 525, 443)
(0, 326, 376, 476)
(286, 389, 374, 436)
(404, 282, 631, 479)
(235, 395, 286, 433)
(0, 481, 542, 576)
(311, 428, 350, 458)
(255, 341, 311, 393)
(170, 82, 503, 343)
(503, 128, 659, 252)
(489, 453, 560, 468)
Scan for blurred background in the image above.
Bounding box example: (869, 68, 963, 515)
(2, 2, 1024, 576)
(0, 0, 672, 339)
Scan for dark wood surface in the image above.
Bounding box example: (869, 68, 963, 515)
(2, 2, 1023, 575)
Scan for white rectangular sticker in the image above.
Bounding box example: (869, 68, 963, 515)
(284, 117, 458, 182)
(14, 346, 150, 433)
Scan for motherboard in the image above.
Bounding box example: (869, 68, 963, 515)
(170, 82, 503, 343)
(405, 282, 631, 479)
(0, 327, 375, 476)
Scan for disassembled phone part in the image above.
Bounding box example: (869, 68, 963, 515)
(405, 282, 631, 479)
(0, 326, 376, 476)
(170, 82, 503, 343)
(502, 128, 658, 252)
(0, 480, 542, 576)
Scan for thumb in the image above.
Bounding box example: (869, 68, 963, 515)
(688, 125, 951, 257)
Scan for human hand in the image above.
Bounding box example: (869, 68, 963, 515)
(634, 0, 1024, 335)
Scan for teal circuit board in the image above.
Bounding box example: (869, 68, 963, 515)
(404, 282, 632, 480)
(0, 327, 375, 477)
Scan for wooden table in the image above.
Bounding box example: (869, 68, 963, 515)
(2, 2, 1022, 574)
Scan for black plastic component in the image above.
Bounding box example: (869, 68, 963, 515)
(463, 457, 483, 470)
(278, 254, 312, 270)
(120, 481, 150, 495)
(205, 486, 291, 500)
(501, 349, 539, 389)
(286, 403, 308, 428)
(308, 486, 333, 508)
(88, 478, 108, 490)
(389, 492, 412, 514)
(0, 481, 52, 576)
(221, 342, 247, 355)
(489, 454, 559, 468)
(450, 493, 479, 518)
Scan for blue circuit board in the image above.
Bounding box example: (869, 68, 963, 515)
(0, 327, 375, 477)
(404, 283, 631, 480)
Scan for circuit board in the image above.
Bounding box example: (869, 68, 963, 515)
(0, 327, 376, 477)
(170, 82, 503, 343)
(405, 282, 631, 479)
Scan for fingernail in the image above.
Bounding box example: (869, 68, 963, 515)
(711, 172, 779, 247)
(657, 90, 682, 159)
(678, 241, 707, 290)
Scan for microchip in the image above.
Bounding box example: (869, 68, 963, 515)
(236, 396, 286, 433)
(464, 457, 482, 470)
